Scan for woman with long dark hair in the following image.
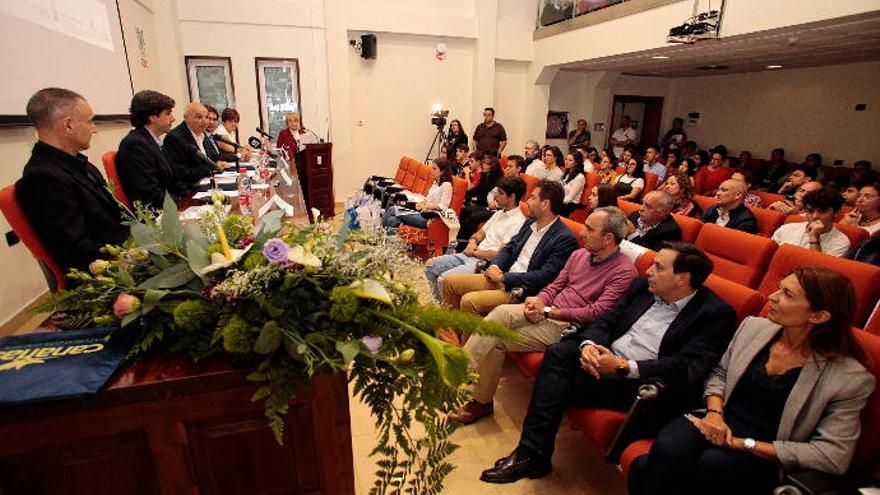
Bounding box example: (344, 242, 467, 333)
(443, 119, 468, 160)
(525, 146, 565, 182)
(559, 151, 586, 216)
(629, 267, 874, 495)
(588, 183, 618, 210)
(383, 158, 454, 230)
(614, 156, 646, 201)
(467, 155, 503, 207)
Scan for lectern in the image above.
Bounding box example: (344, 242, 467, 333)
(299, 143, 334, 218)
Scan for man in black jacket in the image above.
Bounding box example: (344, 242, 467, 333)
(480, 242, 737, 484)
(163, 102, 231, 193)
(15, 88, 129, 275)
(702, 179, 758, 234)
(626, 190, 683, 250)
(116, 90, 181, 209)
(441, 180, 578, 316)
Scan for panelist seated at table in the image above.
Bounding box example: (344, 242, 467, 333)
(116, 90, 183, 210)
(204, 104, 243, 164)
(163, 102, 232, 193)
(15, 88, 129, 273)
(213, 107, 252, 161)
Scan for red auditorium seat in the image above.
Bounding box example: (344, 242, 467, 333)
(642, 172, 659, 197)
(522, 174, 540, 200)
(0, 185, 66, 292)
(101, 151, 130, 208)
(695, 223, 778, 288)
(617, 199, 640, 217)
(394, 157, 408, 183)
(755, 190, 785, 206)
(671, 214, 703, 243)
(748, 206, 786, 237)
(568, 172, 602, 223)
(692, 194, 716, 213)
(398, 176, 468, 256)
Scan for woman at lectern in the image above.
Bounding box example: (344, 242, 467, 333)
(276, 111, 318, 155)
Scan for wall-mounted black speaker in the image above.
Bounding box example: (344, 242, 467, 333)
(361, 34, 377, 60)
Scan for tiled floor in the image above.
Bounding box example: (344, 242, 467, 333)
(349, 360, 628, 495)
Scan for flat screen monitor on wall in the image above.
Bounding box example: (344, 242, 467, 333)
(0, 0, 133, 126)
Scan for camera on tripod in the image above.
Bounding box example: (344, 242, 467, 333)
(431, 108, 449, 129)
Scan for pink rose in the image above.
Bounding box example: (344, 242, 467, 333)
(113, 293, 141, 319)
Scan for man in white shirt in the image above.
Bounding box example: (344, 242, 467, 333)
(524, 139, 541, 166)
(772, 187, 851, 257)
(610, 116, 637, 159)
(426, 177, 527, 302)
(642, 145, 667, 182)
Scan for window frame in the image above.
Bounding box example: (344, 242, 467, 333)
(184, 55, 237, 111)
(254, 57, 303, 137)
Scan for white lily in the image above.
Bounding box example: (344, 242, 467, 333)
(287, 245, 323, 268)
(349, 279, 393, 305)
(201, 244, 252, 275)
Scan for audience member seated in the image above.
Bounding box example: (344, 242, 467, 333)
(629, 267, 874, 495)
(772, 187, 850, 257)
(842, 182, 860, 207)
(425, 176, 527, 302)
(596, 152, 619, 185)
(116, 90, 181, 209)
(443, 119, 468, 160)
(523, 139, 541, 167)
(756, 148, 789, 191)
(163, 102, 229, 192)
(681, 140, 699, 162)
(768, 181, 822, 215)
(213, 107, 251, 160)
(736, 150, 752, 171)
(846, 230, 880, 266)
(702, 179, 758, 234)
(559, 151, 586, 216)
(616, 147, 634, 170)
(694, 146, 734, 196)
(803, 152, 824, 182)
(450, 207, 638, 424)
(642, 145, 667, 182)
(203, 105, 240, 163)
(441, 180, 578, 316)
(677, 157, 699, 178)
(840, 183, 880, 235)
(479, 243, 737, 484)
(525, 145, 565, 182)
(383, 158, 453, 230)
(586, 147, 600, 168)
(660, 117, 687, 155)
(852, 160, 876, 187)
(589, 183, 618, 211)
(15, 88, 129, 273)
(567, 118, 590, 151)
(449, 143, 469, 176)
(615, 156, 646, 202)
(730, 170, 762, 207)
(455, 155, 526, 250)
(573, 144, 595, 173)
(661, 171, 701, 218)
(466, 154, 503, 207)
(625, 191, 682, 250)
(777, 164, 816, 195)
(665, 149, 681, 172)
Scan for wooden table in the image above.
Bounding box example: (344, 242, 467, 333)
(0, 352, 355, 495)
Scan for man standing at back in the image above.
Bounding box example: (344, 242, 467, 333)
(163, 102, 231, 193)
(15, 88, 129, 274)
(473, 107, 507, 155)
(116, 90, 180, 209)
(610, 116, 637, 159)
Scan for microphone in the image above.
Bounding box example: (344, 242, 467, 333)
(256, 127, 275, 140)
(248, 136, 263, 149)
(213, 134, 241, 149)
(187, 144, 221, 171)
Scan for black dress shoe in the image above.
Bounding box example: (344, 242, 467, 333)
(480, 451, 551, 484)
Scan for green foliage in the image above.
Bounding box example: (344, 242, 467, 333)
(38, 207, 519, 494)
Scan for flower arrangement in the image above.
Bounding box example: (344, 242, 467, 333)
(37, 194, 520, 495)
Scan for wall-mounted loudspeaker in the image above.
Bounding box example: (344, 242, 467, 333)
(361, 34, 377, 59)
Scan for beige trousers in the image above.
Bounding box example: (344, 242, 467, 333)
(441, 273, 509, 316)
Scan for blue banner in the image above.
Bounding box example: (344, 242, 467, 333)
(0, 326, 138, 406)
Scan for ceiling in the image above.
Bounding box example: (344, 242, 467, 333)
(561, 11, 880, 78)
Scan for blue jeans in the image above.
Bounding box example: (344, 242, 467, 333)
(383, 205, 429, 230)
(425, 253, 479, 303)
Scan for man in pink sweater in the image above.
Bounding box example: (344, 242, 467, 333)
(450, 206, 639, 424)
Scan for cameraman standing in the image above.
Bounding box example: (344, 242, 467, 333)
(474, 107, 507, 155)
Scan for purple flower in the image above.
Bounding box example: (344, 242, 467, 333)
(361, 335, 383, 354)
(262, 238, 289, 264)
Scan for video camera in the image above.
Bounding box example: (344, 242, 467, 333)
(431, 108, 449, 129)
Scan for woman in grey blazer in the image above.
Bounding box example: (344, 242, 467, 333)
(628, 267, 875, 495)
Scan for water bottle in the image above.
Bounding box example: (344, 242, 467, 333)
(237, 167, 252, 215)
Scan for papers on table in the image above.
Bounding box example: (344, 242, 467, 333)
(179, 204, 232, 221)
(193, 190, 239, 200)
(257, 194, 295, 218)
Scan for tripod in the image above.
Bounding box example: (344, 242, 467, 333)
(424, 124, 447, 164)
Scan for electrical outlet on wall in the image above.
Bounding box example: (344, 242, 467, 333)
(5, 230, 19, 247)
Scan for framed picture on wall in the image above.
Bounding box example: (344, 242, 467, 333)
(185, 56, 236, 112)
(255, 57, 302, 138)
(546, 111, 569, 139)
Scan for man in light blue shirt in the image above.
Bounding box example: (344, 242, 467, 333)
(642, 145, 667, 182)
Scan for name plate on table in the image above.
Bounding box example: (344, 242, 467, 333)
(0, 327, 138, 406)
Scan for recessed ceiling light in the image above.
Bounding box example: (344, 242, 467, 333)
(766, 64, 783, 69)
(651, 55, 670, 59)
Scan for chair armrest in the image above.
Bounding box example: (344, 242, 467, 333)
(604, 381, 666, 464)
(774, 469, 864, 495)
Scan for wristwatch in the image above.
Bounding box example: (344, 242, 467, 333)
(615, 358, 629, 377)
(743, 438, 757, 452)
(543, 306, 552, 319)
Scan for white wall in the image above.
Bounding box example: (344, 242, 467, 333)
(494, 60, 531, 154)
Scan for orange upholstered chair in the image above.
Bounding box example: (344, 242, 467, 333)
(866, 306, 880, 336)
(703, 274, 766, 323)
(634, 250, 655, 275)
(0, 185, 66, 292)
(692, 194, 716, 213)
(695, 223, 777, 288)
(101, 151, 130, 209)
(755, 190, 785, 206)
(394, 157, 408, 183)
(837, 205, 854, 222)
(398, 176, 468, 256)
(410, 163, 433, 196)
(642, 172, 659, 197)
(560, 216, 585, 248)
(522, 174, 540, 200)
(672, 214, 703, 243)
(617, 199, 640, 217)
(748, 206, 786, 237)
(568, 173, 603, 223)
(757, 244, 880, 327)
